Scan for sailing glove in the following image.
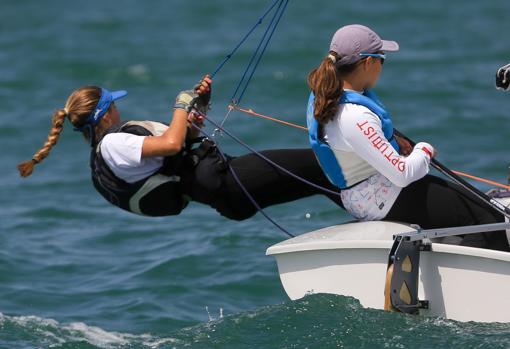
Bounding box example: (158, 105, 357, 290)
(496, 63, 510, 91)
(174, 89, 209, 115)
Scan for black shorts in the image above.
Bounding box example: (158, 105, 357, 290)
(385, 175, 509, 251)
(184, 148, 342, 220)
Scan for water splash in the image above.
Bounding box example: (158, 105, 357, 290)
(1, 294, 510, 349)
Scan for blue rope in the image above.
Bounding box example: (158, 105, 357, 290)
(192, 124, 295, 238)
(202, 114, 341, 197)
(195, 0, 300, 237)
(236, 0, 289, 105)
(210, 0, 282, 79)
(230, 0, 286, 103)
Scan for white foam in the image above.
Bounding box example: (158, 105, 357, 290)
(65, 322, 130, 347)
(0, 312, 180, 348)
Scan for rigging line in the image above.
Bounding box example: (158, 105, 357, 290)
(221, 0, 289, 130)
(451, 171, 510, 190)
(230, 0, 285, 104)
(200, 113, 342, 197)
(210, 0, 282, 79)
(232, 104, 510, 190)
(236, 0, 290, 105)
(213, 104, 234, 138)
(191, 124, 295, 238)
(230, 104, 308, 131)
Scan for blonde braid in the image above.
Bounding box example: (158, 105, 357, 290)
(17, 109, 68, 177)
(18, 86, 102, 178)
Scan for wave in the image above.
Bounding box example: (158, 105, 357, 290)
(0, 312, 179, 349)
(2, 294, 510, 349)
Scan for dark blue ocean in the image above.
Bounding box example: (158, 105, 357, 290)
(1, 0, 510, 348)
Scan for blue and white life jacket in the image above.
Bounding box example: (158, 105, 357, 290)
(306, 90, 400, 189)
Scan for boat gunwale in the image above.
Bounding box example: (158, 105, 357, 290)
(266, 239, 510, 263)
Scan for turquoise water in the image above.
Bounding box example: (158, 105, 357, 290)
(2, 0, 510, 348)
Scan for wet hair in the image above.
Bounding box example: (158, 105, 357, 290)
(307, 51, 360, 124)
(17, 86, 101, 177)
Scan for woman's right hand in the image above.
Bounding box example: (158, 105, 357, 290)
(195, 75, 212, 96)
(194, 75, 212, 114)
(415, 142, 436, 159)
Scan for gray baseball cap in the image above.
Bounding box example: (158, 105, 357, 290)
(329, 24, 399, 66)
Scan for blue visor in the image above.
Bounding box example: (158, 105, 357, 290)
(74, 88, 127, 132)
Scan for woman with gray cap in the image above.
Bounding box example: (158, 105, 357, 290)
(306, 24, 509, 251)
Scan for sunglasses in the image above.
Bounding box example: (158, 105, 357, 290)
(359, 52, 386, 65)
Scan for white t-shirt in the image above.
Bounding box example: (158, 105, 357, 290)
(100, 133, 163, 183)
(324, 98, 432, 220)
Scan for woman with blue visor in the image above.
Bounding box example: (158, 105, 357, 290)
(307, 24, 509, 251)
(18, 76, 342, 219)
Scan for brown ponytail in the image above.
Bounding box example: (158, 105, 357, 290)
(307, 51, 360, 124)
(17, 86, 101, 177)
(307, 51, 343, 124)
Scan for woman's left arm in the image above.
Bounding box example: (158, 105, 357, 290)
(141, 75, 212, 158)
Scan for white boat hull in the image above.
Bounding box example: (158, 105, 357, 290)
(266, 221, 510, 323)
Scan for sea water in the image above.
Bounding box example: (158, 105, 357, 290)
(1, 0, 510, 348)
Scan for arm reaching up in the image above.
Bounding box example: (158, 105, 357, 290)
(142, 75, 212, 157)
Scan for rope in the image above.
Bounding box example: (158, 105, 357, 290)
(451, 170, 510, 190)
(230, 104, 308, 131)
(200, 0, 295, 237)
(232, 0, 290, 105)
(230, 0, 285, 103)
(217, 0, 289, 130)
(230, 104, 510, 191)
(210, 0, 282, 78)
(191, 124, 295, 238)
(210, 0, 290, 135)
(202, 114, 341, 197)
